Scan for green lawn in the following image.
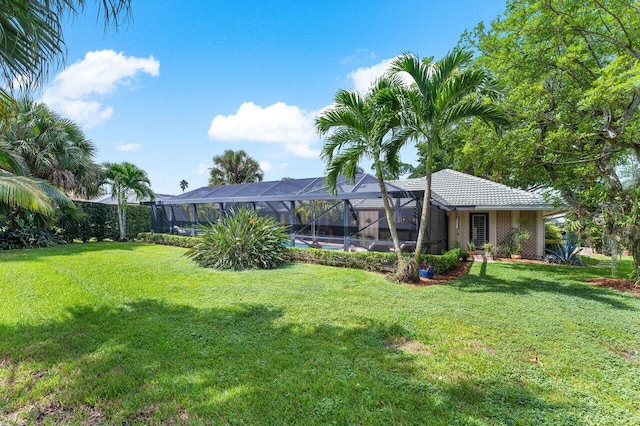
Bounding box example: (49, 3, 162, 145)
(1, 243, 638, 425)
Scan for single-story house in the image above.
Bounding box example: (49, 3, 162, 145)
(149, 169, 560, 259)
(392, 169, 558, 258)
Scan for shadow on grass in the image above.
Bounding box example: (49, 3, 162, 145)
(0, 299, 571, 424)
(0, 241, 146, 262)
(453, 262, 637, 311)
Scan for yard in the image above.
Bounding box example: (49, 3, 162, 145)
(1, 243, 638, 425)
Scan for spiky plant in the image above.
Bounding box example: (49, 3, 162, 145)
(186, 207, 289, 271)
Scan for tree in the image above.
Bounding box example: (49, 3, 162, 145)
(0, 1, 131, 216)
(102, 162, 154, 241)
(317, 75, 417, 281)
(1, 129, 74, 217)
(3, 98, 101, 198)
(390, 49, 509, 268)
(456, 0, 640, 278)
(209, 149, 263, 186)
(179, 179, 188, 192)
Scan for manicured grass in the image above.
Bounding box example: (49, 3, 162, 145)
(1, 243, 638, 425)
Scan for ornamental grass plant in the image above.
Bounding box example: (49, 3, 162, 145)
(185, 207, 289, 270)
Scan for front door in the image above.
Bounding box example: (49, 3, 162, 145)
(470, 213, 489, 247)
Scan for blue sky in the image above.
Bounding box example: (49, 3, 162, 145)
(42, 0, 507, 195)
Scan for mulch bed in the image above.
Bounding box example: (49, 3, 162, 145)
(417, 261, 472, 285)
(585, 278, 640, 297)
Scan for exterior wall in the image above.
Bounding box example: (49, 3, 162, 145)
(449, 209, 545, 258)
(496, 211, 513, 248)
(520, 210, 539, 259)
(448, 211, 469, 249)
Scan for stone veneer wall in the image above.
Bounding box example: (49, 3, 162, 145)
(520, 210, 538, 259)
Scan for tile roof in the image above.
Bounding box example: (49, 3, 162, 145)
(391, 169, 555, 210)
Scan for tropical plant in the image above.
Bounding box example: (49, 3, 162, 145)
(179, 179, 188, 192)
(101, 161, 154, 241)
(209, 149, 263, 186)
(500, 228, 530, 256)
(1, 140, 74, 216)
(316, 75, 417, 281)
(0, 1, 130, 217)
(2, 98, 101, 198)
(482, 242, 494, 256)
(185, 206, 289, 270)
(390, 49, 509, 273)
(545, 241, 583, 266)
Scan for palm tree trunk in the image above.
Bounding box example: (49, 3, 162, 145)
(376, 166, 418, 282)
(117, 193, 127, 241)
(413, 142, 433, 266)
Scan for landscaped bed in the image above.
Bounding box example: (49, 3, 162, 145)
(1, 243, 638, 424)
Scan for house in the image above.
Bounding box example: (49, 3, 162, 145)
(149, 169, 559, 258)
(392, 169, 558, 258)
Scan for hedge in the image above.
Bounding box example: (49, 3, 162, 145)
(138, 232, 462, 274)
(284, 247, 462, 274)
(61, 202, 151, 241)
(138, 232, 203, 248)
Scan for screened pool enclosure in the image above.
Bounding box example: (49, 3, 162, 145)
(149, 174, 447, 253)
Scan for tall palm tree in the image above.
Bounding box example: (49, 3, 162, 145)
(0, 0, 132, 104)
(391, 49, 509, 265)
(102, 161, 154, 241)
(179, 179, 189, 192)
(317, 75, 416, 280)
(209, 149, 263, 186)
(3, 99, 101, 198)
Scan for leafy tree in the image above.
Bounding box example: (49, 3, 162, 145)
(317, 75, 417, 281)
(179, 179, 188, 192)
(209, 149, 263, 186)
(101, 161, 154, 241)
(456, 0, 640, 277)
(390, 49, 508, 268)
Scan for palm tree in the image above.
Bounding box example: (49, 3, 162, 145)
(391, 49, 509, 266)
(0, 1, 130, 215)
(0, 140, 73, 216)
(102, 162, 154, 241)
(0, 0, 132, 104)
(209, 149, 264, 186)
(317, 75, 417, 280)
(3, 99, 101, 198)
(179, 179, 189, 192)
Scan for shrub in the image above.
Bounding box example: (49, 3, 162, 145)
(185, 207, 289, 270)
(284, 247, 462, 275)
(58, 201, 150, 242)
(545, 242, 583, 266)
(138, 232, 202, 248)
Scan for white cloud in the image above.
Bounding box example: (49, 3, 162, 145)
(347, 57, 414, 93)
(347, 59, 393, 93)
(42, 50, 160, 128)
(207, 102, 321, 158)
(196, 162, 209, 175)
(259, 160, 272, 172)
(116, 142, 143, 152)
